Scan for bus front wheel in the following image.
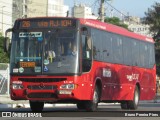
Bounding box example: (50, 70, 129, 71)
(29, 101, 44, 112)
(84, 86, 99, 111)
(77, 101, 86, 109)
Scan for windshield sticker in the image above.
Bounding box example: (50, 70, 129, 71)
(19, 67, 24, 73)
(34, 66, 41, 72)
(38, 37, 43, 42)
(44, 59, 49, 65)
(13, 68, 18, 73)
(19, 32, 42, 38)
(16, 57, 41, 61)
(103, 68, 111, 77)
(43, 59, 49, 72)
(44, 66, 48, 72)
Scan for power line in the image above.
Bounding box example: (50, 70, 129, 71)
(105, 1, 127, 17)
(105, 1, 140, 24)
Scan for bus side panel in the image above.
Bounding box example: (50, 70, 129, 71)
(139, 65, 156, 100)
(74, 74, 94, 100)
(91, 61, 135, 101)
(91, 61, 156, 101)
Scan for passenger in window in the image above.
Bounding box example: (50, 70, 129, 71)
(67, 41, 77, 56)
(71, 43, 77, 56)
(47, 50, 56, 63)
(44, 37, 56, 63)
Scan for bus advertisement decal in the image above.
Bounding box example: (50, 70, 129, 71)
(103, 68, 111, 77)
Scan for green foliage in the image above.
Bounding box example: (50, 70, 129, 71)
(144, 2, 160, 38)
(0, 33, 9, 63)
(104, 17, 128, 30)
(0, 63, 8, 70)
(144, 2, 160, 76)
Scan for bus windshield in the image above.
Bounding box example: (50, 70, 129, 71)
(10, 28, 79, 75)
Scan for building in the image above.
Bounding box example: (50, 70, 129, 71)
(73, 4, 97, 19)
(128, 24, 151, 37)
(13, 0, 27, 22)
(27, 0, 47, 17)
(12, 0, 69, 23)
(0, 0, 12, 36)
(123, 16, 152, 37)
(47, 0, 69, 17)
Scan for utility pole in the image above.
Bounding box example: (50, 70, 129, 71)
(46, 0, 48, 16)
(100, 0, 105, 22)
(99, 0, 112, 22)
(22, 0, 27, 18)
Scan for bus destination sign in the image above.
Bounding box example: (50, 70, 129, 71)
(19, 19, 76, 29)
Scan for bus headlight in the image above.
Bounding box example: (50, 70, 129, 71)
(12, 81, 24, 89)
(60, 84, 77, 89)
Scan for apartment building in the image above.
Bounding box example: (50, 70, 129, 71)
(0, 0, 12, 36)
(13, 0, 69, 21)
(123, 16, 152, 37)
(73, 4, 97, 19)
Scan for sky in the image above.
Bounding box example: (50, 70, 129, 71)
(64, 0, 160, 18)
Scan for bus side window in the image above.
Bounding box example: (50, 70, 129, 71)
(82, 34, 92, 72)
(82, 35, 92, 59)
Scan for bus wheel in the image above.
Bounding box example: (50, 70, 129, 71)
(128, 86, 140, 109)
(77, 101, 85, 110)
(29, 101, 44, 112)
(85, 86, 99, 111)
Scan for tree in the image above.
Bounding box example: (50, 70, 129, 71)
(0, 33, 9, 63)
(104, 17, 128, 30)
(144, 2, 160, 75)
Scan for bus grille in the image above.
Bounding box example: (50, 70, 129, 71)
(27, 85, 57, 90)
(27, 93, 57, 98)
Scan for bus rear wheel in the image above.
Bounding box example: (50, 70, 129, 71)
(121, 86, 139, 110)
(84, 86, 99, 111)
(128, 86, 139, 109)
(29, 101, 44, 112)
(121, 101, 129, 109)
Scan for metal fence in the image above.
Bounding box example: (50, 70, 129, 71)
(0, 63, 9, 96)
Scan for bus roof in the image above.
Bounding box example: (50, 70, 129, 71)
(79, 18, 154, 43)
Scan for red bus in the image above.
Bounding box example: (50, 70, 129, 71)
(4, 17, 156, 112)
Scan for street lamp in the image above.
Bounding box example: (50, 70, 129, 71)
(1, 6, 6, 35)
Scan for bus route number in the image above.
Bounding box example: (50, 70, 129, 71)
(22, 21, 30, 28)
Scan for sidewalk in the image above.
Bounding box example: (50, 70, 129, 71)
(0, 95, 28, 104)
(0, 95, 28, 108)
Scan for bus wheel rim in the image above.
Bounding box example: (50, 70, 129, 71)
(93, 90, 98, 104)
(135, 90, 139, 105)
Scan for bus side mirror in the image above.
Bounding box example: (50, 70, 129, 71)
(4, 28, 12, 52)
(4, 37, 10, 52)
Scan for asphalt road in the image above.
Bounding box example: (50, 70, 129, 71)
(0, 102, 160, 117)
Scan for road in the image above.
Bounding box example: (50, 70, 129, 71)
(0, 102, 160, 117)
